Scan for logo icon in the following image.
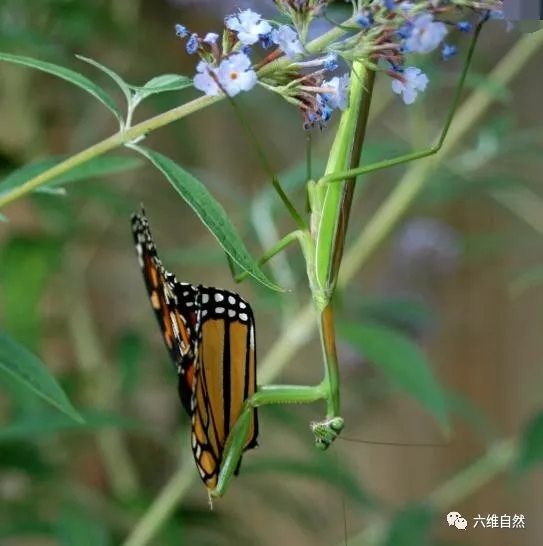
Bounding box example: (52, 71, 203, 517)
(455, 517, 468, 530)
(447, 512, 462, 526)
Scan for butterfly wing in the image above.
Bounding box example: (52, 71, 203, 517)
(190, 286, 259, 490)
(131, 208, 199, 416)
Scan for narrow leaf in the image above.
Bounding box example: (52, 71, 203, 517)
(338, 322, 449, 431)
(76, 55, 132, 102)
(0, 155, 143, 196)
(516, 412, 543, 474)
(136, 147, 282, 291)
(132, 74, 192, 102)
(0, 331, 82, 422)
(0, 52, 122, 122)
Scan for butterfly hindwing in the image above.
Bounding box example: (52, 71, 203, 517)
(190, 286, 258, 489)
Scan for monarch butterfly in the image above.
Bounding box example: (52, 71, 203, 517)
(131, 207, 259, 492)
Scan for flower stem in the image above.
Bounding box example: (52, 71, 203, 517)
(0, 94, 220, 209)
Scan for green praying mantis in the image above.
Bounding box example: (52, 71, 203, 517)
(200, 19, 486, 499)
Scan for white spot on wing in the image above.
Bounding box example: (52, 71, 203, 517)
(228, 295, 235, 305)
(202, 293, 210, 304)
(215, 293, 224, 302)
(215, 307, 225, 314)
(239, 313, 248, 322)
(228, 309, 236, 318)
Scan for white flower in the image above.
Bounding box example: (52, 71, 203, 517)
(323, 74, 350, 111)
(399, 2, 415, 13)
(225, 9, 271, 45)
(217, 53, 257, 96)
(271, 25, 304, 59)
(203, 32, 219, 44)
(404, 14, 447, 54)
(391, 67, 429, 104)
(193, 61, 220, 96)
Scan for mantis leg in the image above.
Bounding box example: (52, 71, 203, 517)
(210, 383, 344, 498)
(227, 229, 310, 284)
(319, 16, 485, 186)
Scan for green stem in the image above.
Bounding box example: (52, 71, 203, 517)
(0, 94, 220, 208)
(122, 465, 194, 546)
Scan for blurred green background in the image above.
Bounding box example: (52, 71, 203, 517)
(1, 1, 543, 545)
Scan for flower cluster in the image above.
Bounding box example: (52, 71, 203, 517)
(175, 0, 503, 128)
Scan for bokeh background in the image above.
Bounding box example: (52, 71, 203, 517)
(1, 1, 543, 545)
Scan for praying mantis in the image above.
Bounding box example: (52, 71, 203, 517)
(160, 18, 487, 500)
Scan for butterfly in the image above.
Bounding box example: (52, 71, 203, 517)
(131, 207, 258, 491)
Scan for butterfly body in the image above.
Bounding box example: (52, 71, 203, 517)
(131, 208, 258, 492)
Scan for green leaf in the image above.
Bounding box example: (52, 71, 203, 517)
(338, 322, 449, 432)
(0, 410, 142, 441)
(135, 147, 282, 291)
(446, 390, 497, 441)
(385, 506, 433, 546)
(0, 331, 83, 422)
(516, 412, 543, 474)
(132, 74, 192, 102)
(0, 236, 61, 349)
(0, 155, 142, 196)
(76, 55, 132, 102)
(0, 52, 123, 123)
(356, 297, 434, 334)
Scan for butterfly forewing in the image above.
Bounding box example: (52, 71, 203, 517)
(131, 209, 199, 415)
